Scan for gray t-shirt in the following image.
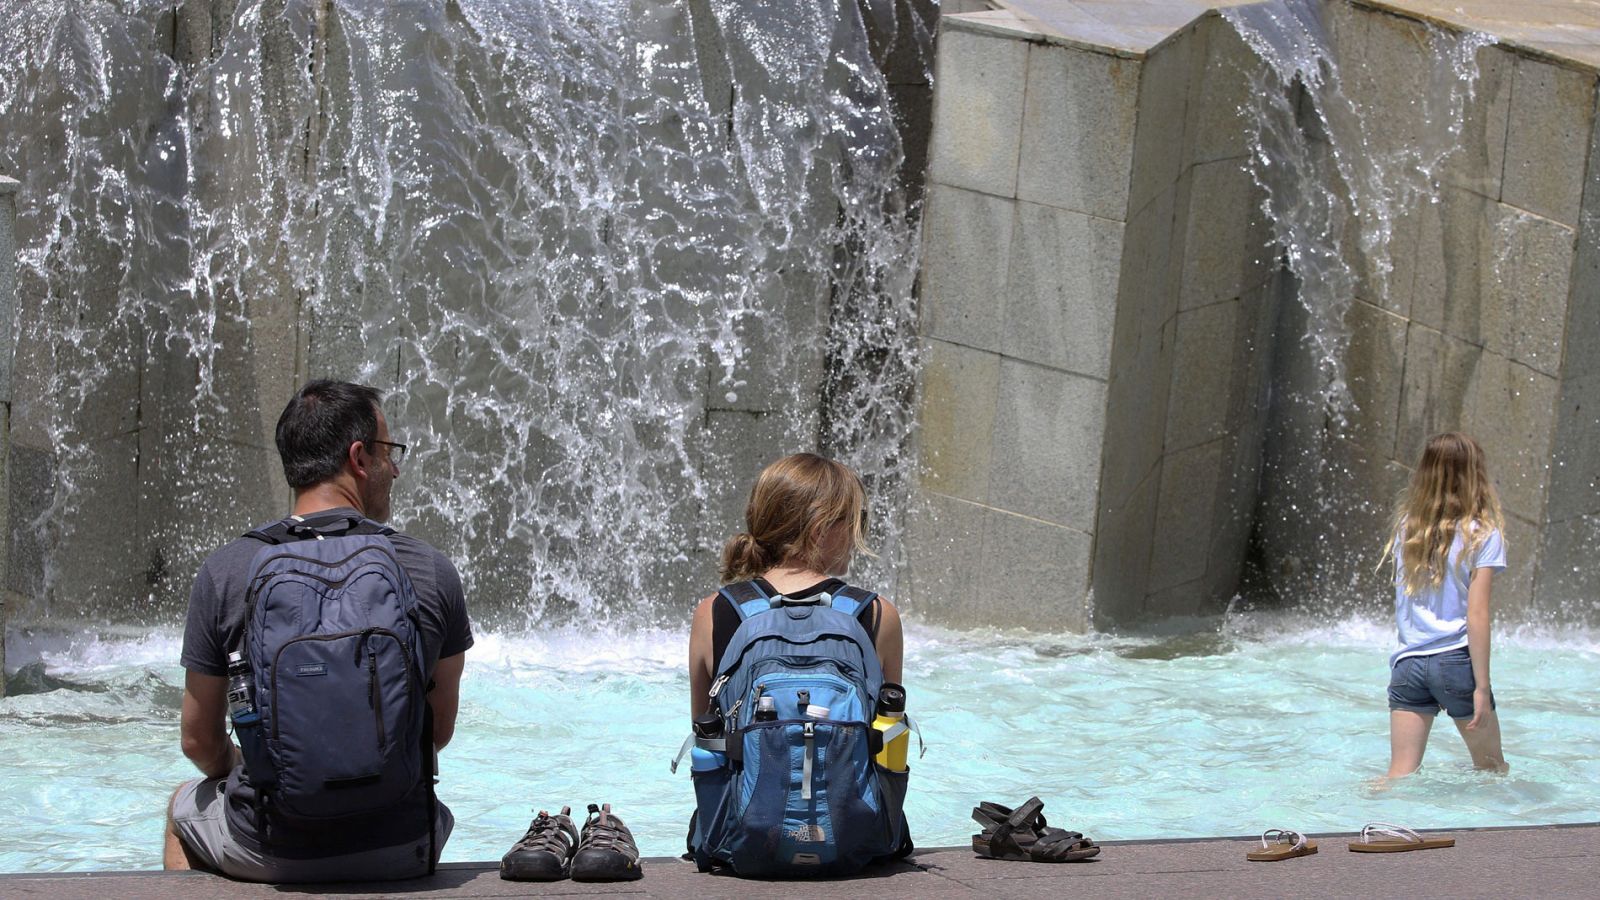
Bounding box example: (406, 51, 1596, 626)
(180, 507, 473, 855)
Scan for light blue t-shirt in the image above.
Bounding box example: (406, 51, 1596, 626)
(1391, 523, 1507, 667)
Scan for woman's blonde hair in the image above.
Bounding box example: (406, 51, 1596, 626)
(720, 453, 871, 583)
(1381, 432, 1505, 596)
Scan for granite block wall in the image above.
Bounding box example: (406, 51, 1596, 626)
(908, 0, 1600, 629)
(1252, 9, 1600, 621)
(907, 5, 1275, 628)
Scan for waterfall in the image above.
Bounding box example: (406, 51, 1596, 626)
(0, 0, 926, 626)
(1225, 0, 1493, 424)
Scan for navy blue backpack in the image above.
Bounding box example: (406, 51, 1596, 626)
(234, 514, 435, 863)
(688, 580, 911, 876)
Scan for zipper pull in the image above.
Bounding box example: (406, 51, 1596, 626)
(367, 650, 378, 709)
(707, 673, 730, 699)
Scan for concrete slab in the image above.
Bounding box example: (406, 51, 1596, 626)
(1501, 53, 1596, 228)
(1496, 509, 1541, 615)
(919, 183, 1014, 354)
(1128, 27, 1193, 218)
(1165, 298, 1242, 453)
(987, 358, 1107, 531)
(1099, 310, 1174, 520)
(1441, 42, 1514, 201)
(917, 339, 1000, 504)
(1485, 204, 1575, 379)
(927, 24, 1029, 198)
(1568, 98, 1600, 383)
(1148, 437, 1225, 594)
(1176, 160, 1264, 313)
(1395, 322, 1481, 462)
(1091, 465, 1160, 625)
(1409, 185, 1494, 344)
(1547, 372, 1600, 523)
(1002, 200, 1124, 379)
(1467, 352, 1559, 523)
(977, 504, 1093, 630)
(1016, 41, 1139, 220)
(902, 489, 988, 623)
(1340, 298, 1408, 459)
(14, 824, 1599, 899)
(1536, 510, 1600, 618)
(1182, 13, 1255, 169)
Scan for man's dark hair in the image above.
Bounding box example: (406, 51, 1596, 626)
(275, 380, 384, 489)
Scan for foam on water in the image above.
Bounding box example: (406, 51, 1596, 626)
(6, 616, 1600, 872)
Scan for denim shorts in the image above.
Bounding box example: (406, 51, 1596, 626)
(1387, 647, 1494, 719)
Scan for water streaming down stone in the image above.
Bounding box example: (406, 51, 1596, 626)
(1225, 0, 1493, 421)
(1223, 1, 1536, 616)
(905, 0, 1599, 628)
(0, 0, 929, 626)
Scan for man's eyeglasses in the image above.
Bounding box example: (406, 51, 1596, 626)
(369, 439, 408, 466)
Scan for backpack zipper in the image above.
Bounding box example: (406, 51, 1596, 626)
(367, 643, 385, 749)
(801, 722, 816, 800)
(707, 673, 730, 699)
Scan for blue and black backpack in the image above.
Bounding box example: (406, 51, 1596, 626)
(687, 579, 911, 876)
(233, 513, 436, 866)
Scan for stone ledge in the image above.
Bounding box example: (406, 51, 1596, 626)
(5, 825, 1600, 898)
(952, 1, 1600, 75)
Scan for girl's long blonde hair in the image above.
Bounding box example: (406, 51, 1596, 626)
(1381, 432, 1505, 596)
(720, 453, 871, 583)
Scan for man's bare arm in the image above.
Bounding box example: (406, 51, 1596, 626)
(428, 652, 466, 751)
(180, 671, 239, 779)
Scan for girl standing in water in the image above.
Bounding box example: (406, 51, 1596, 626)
(1381, 432, 1509, 777)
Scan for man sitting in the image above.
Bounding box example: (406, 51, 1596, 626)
(163, 379, 472, 881)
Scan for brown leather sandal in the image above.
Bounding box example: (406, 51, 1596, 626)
(971, 797, 1100, 862)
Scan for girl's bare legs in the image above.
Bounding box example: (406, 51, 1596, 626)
(1388, 710, 1435, 777)
(1453, 707, 1509, 772)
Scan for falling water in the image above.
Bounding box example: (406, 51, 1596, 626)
(0, 0, 927, 625)
(1224, 0, 1493, 423)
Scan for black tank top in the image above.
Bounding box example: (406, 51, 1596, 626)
(710, 577, 881, 666)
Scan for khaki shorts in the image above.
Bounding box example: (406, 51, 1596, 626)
(170, 777, 453, 883)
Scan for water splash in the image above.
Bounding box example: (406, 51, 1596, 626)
(0, 0, 924, 625)
(1225, 0, 1493, 423)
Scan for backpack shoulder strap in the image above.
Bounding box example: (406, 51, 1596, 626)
(828, 584, 878, 619)
(245, 513, 395, 544)
(717, 579, 774, 622)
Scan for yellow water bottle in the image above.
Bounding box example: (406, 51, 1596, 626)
(872, 683, 909, 771)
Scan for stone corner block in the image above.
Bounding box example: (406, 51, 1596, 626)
(928, 24, 1030, 198)
(1016, 41, 1139, 219)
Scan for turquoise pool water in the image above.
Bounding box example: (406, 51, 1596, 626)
(4, 612, 1598, 872)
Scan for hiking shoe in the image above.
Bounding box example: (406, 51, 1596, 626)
(500, 806, 578, 881)
(571, 803, 644, 882)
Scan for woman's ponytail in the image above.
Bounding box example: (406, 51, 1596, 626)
(720, 531, 773, 583)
